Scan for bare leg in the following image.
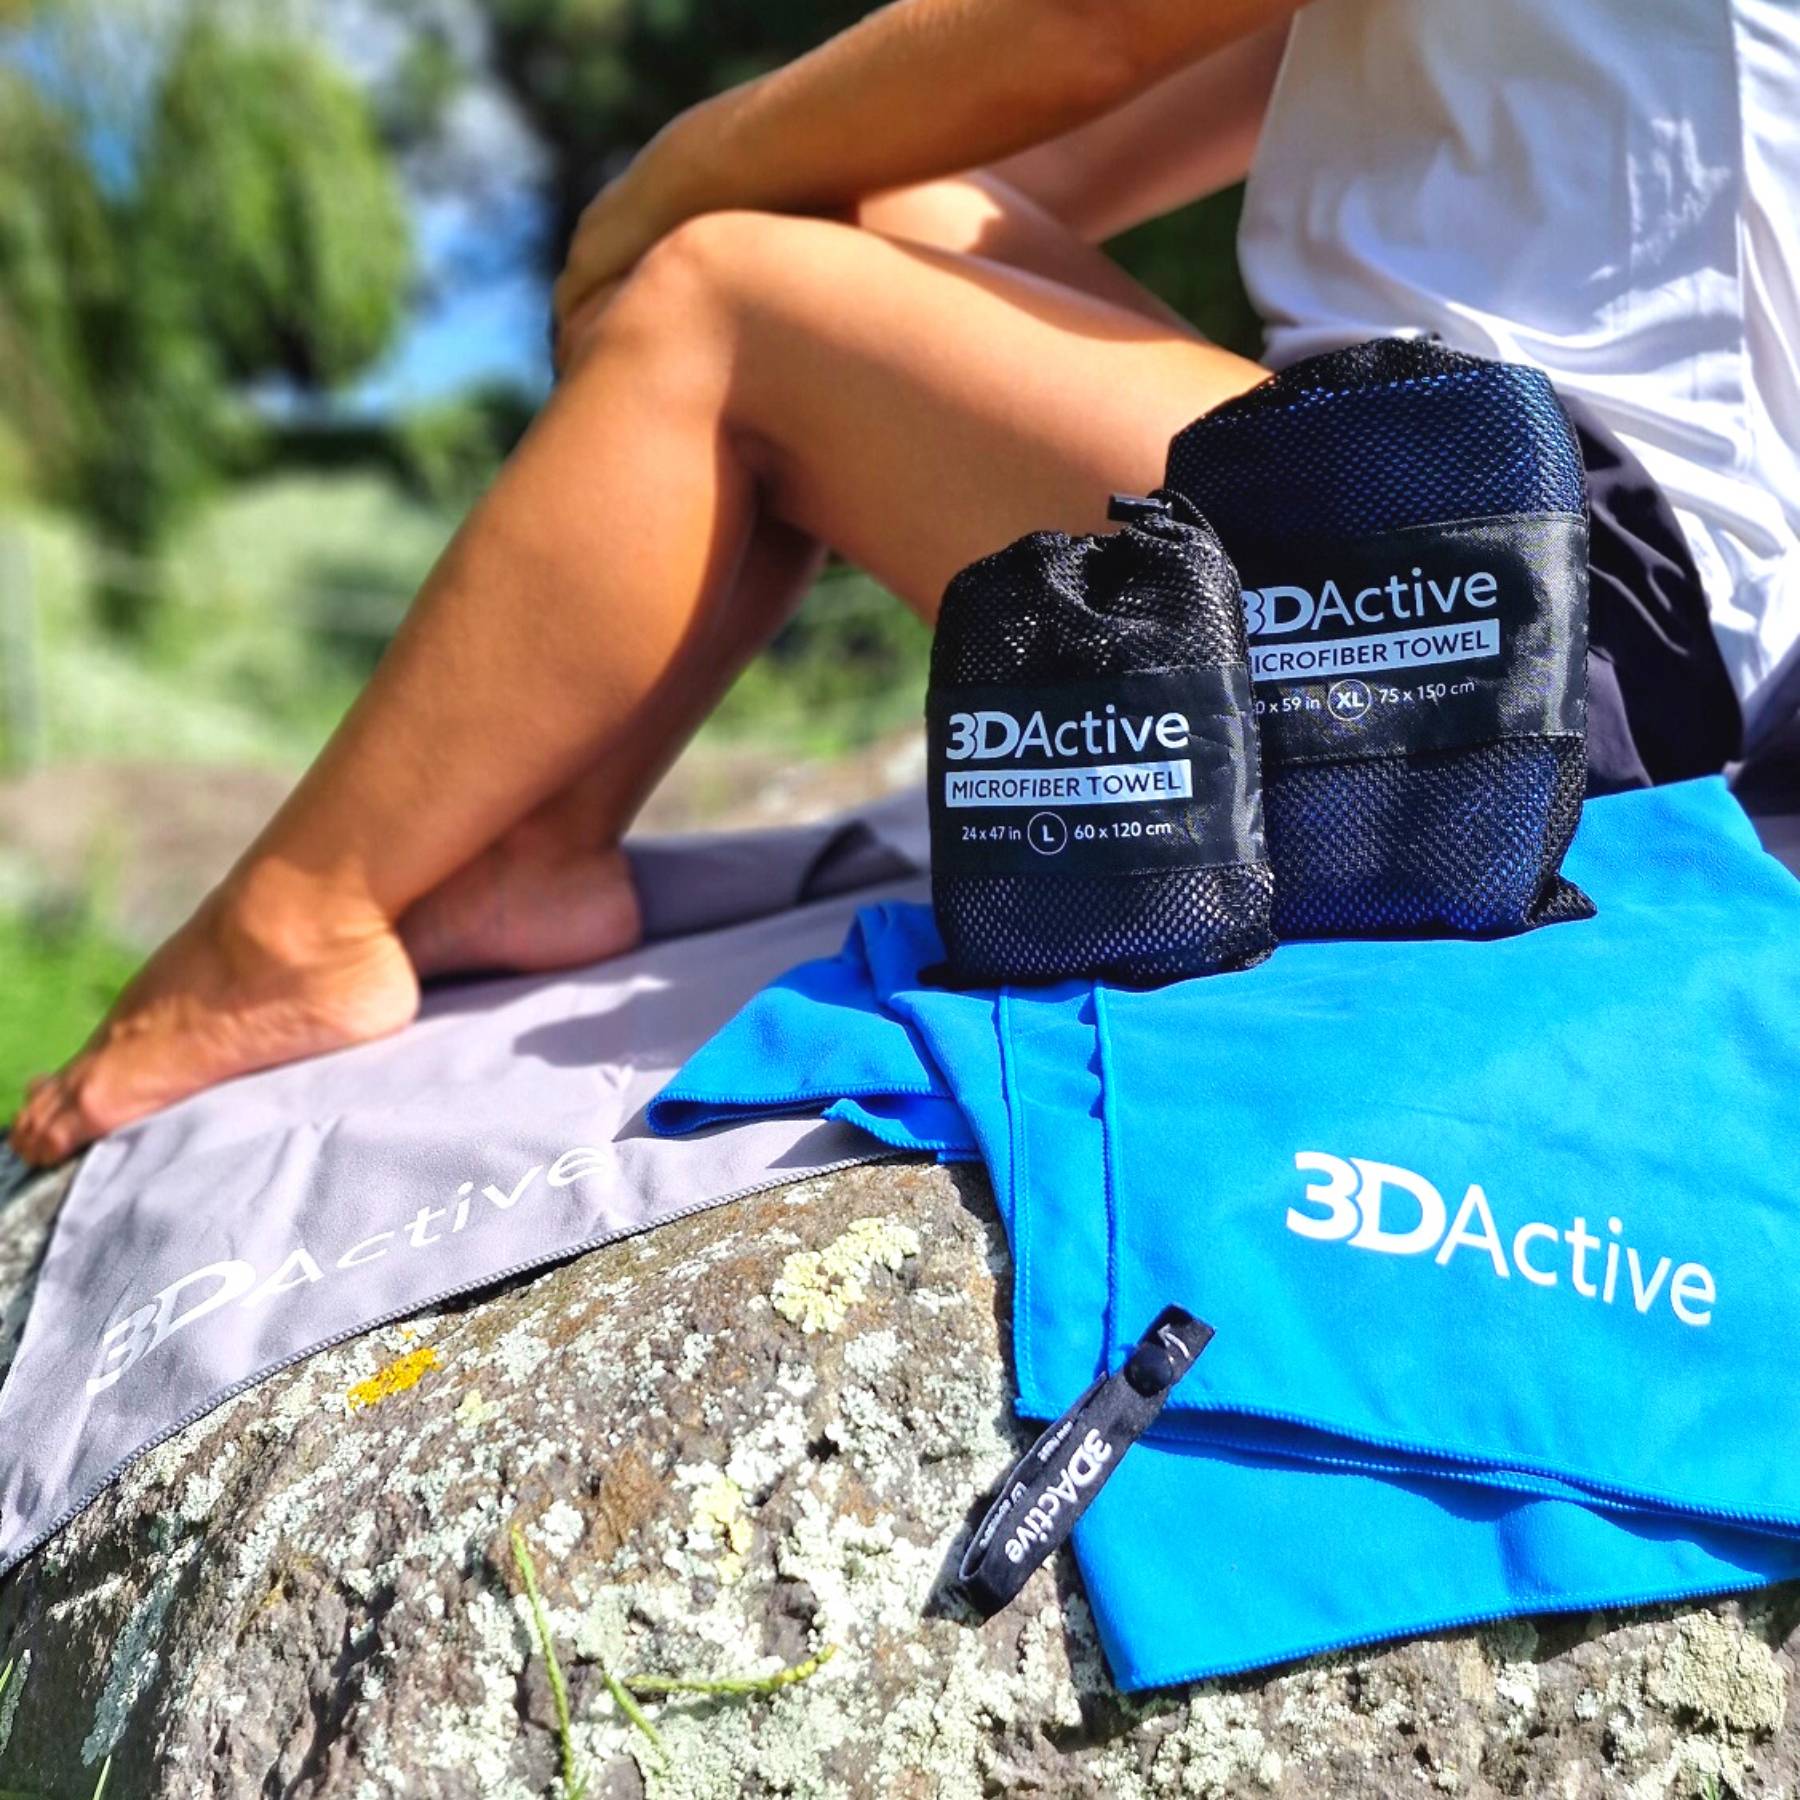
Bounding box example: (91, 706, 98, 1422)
(398, 516, 826, 978)
(9, 199, 1262, 1165)
(397, 169, 1189, 979)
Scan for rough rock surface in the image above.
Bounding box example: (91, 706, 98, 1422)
(2, 1156, 1800, 1799)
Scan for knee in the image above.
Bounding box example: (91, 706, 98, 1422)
(631, 207, 783, 301)
(559, 209, 786, 373)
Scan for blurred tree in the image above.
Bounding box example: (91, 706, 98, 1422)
(0, 2, 413, 583)
(0, 64, 117, 508)
(413, 0, 1257, 348)
(138, 24, 411, 392)
(474, 0, 870, 257)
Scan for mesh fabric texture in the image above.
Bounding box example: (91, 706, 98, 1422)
(929, 493, 1275, 985)
(1166, 339, 1592, 940)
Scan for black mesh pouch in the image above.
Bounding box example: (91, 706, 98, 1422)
(1165, 338, 1594, 940)
(926, 490, 1275, 986)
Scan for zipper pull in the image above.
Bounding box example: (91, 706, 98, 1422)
(1107, 492, 1172, 527)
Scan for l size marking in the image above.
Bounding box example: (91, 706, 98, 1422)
(1071, 820, 1175, 842)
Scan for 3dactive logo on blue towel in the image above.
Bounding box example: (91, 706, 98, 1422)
(1285, 1152, 1717, 1327)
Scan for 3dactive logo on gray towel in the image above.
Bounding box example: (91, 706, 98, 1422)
(1285, 1153, 1717, 1327)
(84, 1147, 609, 1397)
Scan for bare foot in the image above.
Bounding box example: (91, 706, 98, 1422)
(7, 864, 420, 1168)
(399, 829, 642, 980)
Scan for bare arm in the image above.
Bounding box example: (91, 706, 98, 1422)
(554, 0, 1303, 350)
(986, 21, 1292, 243)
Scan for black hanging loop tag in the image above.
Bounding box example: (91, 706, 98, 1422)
(958, 1305, 1213, 1619)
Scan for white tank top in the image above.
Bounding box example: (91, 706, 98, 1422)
(1238, 0, 1800, 742)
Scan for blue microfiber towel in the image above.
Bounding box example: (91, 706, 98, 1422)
(649, 779, 1800, 1687)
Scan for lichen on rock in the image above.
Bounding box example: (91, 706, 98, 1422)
(2, 1157, 1800, 1796)
(769, 1215, 921, 1335)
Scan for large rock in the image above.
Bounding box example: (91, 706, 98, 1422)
(1, 1156, 1798, 1798)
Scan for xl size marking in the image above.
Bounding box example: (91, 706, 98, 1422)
(1260, 676, 1479, 721)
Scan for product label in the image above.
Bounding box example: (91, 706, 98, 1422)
(1234, 514, 1587, 764)
(926, 667, 1263, 880)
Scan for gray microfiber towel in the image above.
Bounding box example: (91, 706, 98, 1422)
(0, 793, 926, 1577)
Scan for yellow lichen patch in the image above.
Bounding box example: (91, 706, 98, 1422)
(1646, 1611, 1788, 1736)
(770, 1216, 922, 1335)
(688, 1473, 755, 1583)
(344, 1346, 441, 1414)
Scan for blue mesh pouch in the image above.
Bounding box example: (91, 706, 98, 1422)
(1165, 338, 1593, 939)
(926, 490, 1275, 985)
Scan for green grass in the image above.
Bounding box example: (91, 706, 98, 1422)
(0, 1650, 113, 1799)
(14, 480, 930, 780)
(0, 907, 137, 1120)
(702, 566, 931, 758)
(505, 1526, 837, 1791)
(621, 1643, 835, 1697)
(511, 1527, 599, 1798)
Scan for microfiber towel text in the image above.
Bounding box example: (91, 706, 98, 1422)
(648, 779, 1800, 1689)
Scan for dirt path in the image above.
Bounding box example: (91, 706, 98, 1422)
(0, 731, 925, 949)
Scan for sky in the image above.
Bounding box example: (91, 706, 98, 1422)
(335, 11, 558, 413)
(350, 195, 555, 414)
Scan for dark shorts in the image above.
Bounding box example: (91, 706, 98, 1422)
(1560, 394, 1743, 793)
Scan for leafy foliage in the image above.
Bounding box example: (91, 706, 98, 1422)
(710, 568, 931, 753)
(0, 65, 119, 510)
(474, 0, 871, 251)
(0, 4, 413, 553)
(0, 899, 139, 1106)
(447, 0, 1256, 349)
(135, 20, 411, 390)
